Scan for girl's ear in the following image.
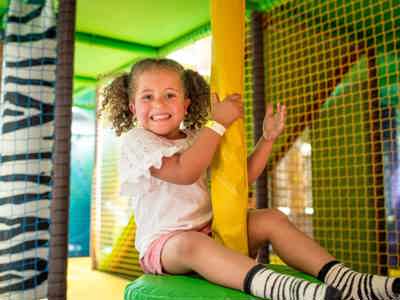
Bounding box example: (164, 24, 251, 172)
(184, 98, 191, 114)
(129, 102, 136, 115)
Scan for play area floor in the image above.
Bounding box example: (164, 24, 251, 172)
(67, 257, 130, 300)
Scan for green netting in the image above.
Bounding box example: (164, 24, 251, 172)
(257, 0, 399, 274)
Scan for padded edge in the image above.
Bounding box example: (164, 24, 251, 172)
(124, 264, 321, 300)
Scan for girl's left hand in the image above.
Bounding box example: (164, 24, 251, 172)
(262, 102, 286, 142)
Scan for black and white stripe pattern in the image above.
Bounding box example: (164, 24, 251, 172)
(245, 264, 341, 300)
(325, 263, 399, 300)
(0, 0, 56, 299)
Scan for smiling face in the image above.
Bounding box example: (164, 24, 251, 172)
(129, 68, 190, 139)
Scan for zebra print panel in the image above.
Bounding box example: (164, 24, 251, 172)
(0, 0, 56, 299)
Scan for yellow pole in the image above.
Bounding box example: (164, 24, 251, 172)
(210, 0, 248, 255)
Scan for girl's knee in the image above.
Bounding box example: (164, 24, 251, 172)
(269, 208, 290, 223)
(256, 208, 290, 226)
(252, 209, 292, 237)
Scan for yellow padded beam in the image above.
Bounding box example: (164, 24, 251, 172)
(210, 0, 248, 255)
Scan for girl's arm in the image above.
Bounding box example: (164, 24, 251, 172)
(247, 138, 274, 184)
(150, 93, 243, 185)
(247, 103, 286, 184)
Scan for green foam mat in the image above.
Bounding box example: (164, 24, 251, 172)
(124, 264, 321, 300)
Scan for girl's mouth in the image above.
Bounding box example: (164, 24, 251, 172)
(151, 113, 171, 121)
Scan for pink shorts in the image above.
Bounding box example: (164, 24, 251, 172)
(140, 223, 212, 275)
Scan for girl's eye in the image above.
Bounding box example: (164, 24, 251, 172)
(166, 93, 176, 99)
(142, 94, 152, 101)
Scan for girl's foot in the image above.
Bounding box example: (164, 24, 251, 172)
(319, 261, 400, 300)
(244, 264, 342, 300)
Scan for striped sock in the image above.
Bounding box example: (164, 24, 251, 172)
(319, 261, 400, 300)
(243, 264, 342, 300)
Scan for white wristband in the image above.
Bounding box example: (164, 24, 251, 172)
(263, 131, 275, 141)
(205, 120, 226, 136)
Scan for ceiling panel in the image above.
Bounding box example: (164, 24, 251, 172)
(76, 0, 210, 47)
(74, 40, 154, 78)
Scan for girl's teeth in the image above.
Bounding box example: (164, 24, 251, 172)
(152, 114, 170, 120)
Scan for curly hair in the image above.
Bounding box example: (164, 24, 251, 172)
(98, 58, 210, 136)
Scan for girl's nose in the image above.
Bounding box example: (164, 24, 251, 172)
(152, 96, 164, 108)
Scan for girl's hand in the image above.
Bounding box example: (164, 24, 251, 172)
(262, 102, 286, 141)
(211, 93, 243, 128)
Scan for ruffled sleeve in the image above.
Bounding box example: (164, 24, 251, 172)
(119, 128, 181, 196)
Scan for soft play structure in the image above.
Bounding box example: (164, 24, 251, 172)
(0, 0, 68, 299)
(1, 0, 400, 300)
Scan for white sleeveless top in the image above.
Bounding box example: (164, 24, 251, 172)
(119, 128, 212, 258)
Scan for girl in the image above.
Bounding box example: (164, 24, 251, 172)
(99, 58, 399, 300)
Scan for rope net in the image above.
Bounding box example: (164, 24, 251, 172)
(243, 0, 400, 274)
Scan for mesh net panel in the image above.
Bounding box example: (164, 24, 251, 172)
(244, 16, 256, 205)
(0, 1, 57, 299)
(91, 87, 142, 279)
(245, 0, 400, 274)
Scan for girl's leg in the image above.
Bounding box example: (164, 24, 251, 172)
(161, 230, 256, 289)
(247, 208, 334, 276)
(161, 230, 340, 300)
(247, 208, 400, 300)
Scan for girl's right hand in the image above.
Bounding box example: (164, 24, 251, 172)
(211, 93, 244, 128)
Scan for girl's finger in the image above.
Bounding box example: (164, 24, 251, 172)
(231, 93, 241, 99)
(230, 95, 242, 103)
(266, 103, 273, 116)
(211, 93, 220, 104)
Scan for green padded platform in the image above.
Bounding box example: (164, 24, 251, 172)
(124, 264, 321, 300)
